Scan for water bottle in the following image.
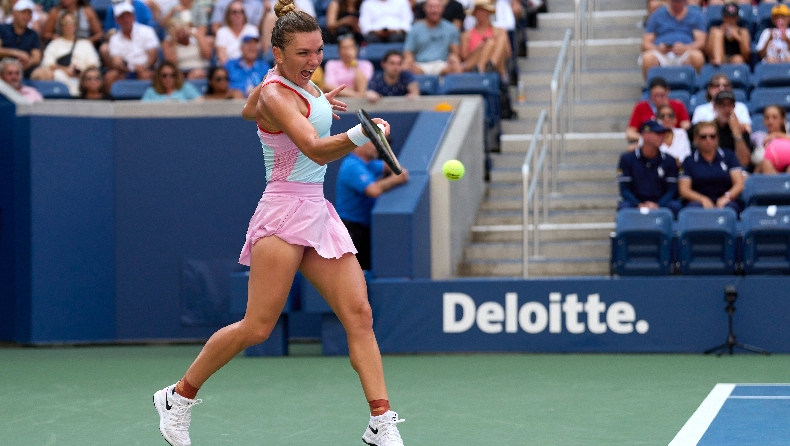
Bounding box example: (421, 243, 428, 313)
(516, 81, 526, 104)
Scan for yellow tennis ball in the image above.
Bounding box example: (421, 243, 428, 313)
(442, 159, 465, 180)
(434, 102, 453, 112)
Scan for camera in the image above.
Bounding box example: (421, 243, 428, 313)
(724, 285, 737, 304)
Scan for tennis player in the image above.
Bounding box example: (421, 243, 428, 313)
(152, 0, 405, 444)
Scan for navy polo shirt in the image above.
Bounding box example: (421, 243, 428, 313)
(617, 147, 679, 206)
(367, 70, 416, 97)
(0, 24, 40, 55)
(335, 153, 384, 226)
(680, 148, 742, 202)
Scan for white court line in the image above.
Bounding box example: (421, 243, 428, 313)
(668, 383, 735, 446)
(728, 396, 790, 399)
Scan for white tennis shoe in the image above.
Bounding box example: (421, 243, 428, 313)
(153, 384, 201, 446)
(362, 410, 405, 446)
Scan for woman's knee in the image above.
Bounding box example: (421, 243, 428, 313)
(340, 299, 374, 333)
(238, 318, 277, 346)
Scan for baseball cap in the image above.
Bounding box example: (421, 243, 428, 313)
(714, 90, 736, 103)
(722, 2, 738, 18)
(241, 34, 260, 44)
(772, 4, 790, 17)
(641, 119, 670, 133)
(13, 0, 35, 11)
(113, 1, 135, 17)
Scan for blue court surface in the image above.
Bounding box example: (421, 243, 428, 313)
(670, 384, 790, 445)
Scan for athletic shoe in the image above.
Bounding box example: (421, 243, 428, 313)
(153, 384, 202, 446)
(362, 410, 405, 446)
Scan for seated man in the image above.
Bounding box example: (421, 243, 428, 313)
(626, 76, 690, 150)
(0, 0, 41, 76)
(358, 0, 412, 43)
(0, 56, 43, 102)
(335, 140, 409, 270)
(640, 0, 706, 79)
(617, 119, 682, 217)
(710, 90, 752, 169)
(403, 0, 463, 76)
(366, 49, 420, 102)
(104, 2, 159, 92)
(225, 34, 270, 97)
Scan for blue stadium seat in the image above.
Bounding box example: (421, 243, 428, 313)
(187, 78, 208, 94)
(752, 63, 790, 88)
(676, 207, 738, 275)
(756, 2, 778, 30)
(27, 80, 72, 99)
(613, 208, 674, 276)
(439, 72, 500, 128)
(647, 66, 697, 92)
(322, 44, 339, 62)
(748, 87, 790, 114)
(110, 79, 152, 100)
(696, 63, 751, 92)
(359, 42, 404, 69)
(740, 205, 790, 274)
(742, 174, 790, 206)
(413, 74, 440, 95)
(752, 112, 767, 133)
(705, 4, 752, 29)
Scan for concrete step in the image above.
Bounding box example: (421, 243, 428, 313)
(543, 0, 646, 14)
(512, 100, 635, 121)
(465, 238, 610, 261)
(470, 222, 615, 242)
(515, 82, 642, 103)
(459, 257, 611, 277)
(538, 10, 646, 29)
(529, 24, 642, 42)
(501, 116, 632, 134)
(526, 37, 641, 58)
(484, 180, 617, 197)
(516, 67, 643, 87)
(479, 193, 617, 212)
(489, 164, 615, 183)
(475, 208, 615, 226)
(500, 133, 626, 154)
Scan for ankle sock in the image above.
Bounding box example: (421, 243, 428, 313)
(368, 399, 390, 417)
(175, 377, 199, 399)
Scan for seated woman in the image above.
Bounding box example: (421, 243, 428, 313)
(752, 105, 790, 174)
(162, 16, 212, 79)
(202, 65, 244, 99)
(78, 65, 112, 99)
(30, 11, 100, 96)
(214, 0, 259, 67)
(755, 4, 790, 64)
(41, 0, 103, 45)
(459, 0, 511, 80)
(706, 2, 750, 66)
(679, 121, 745, 214)
(141, 61, 203, 101)
(322, 33, 373, 98)
(657, 104, 691, 165)
(323, 0, 362, 44)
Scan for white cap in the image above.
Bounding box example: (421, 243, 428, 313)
(113, 1, 135, 17)
(13, 0, 35, 11)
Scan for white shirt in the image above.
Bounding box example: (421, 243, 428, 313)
(108, 23, 160, 70)
(215, 23, 258, 61)
(358, 0, 413, 34)
(756, 28, 790, 61)
(660, 128, 691, 163)
(41, 38, 100, 72)
(691, 101, 752, 126)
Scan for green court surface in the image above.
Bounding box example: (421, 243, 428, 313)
(0, 344, 787, 445)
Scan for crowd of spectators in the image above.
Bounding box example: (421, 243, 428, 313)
(0, 0, 525, 101)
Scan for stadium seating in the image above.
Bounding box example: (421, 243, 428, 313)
(359, 42, 404, 69)
(748, 87, 790, 114)
(27, 80, 72, 99)
(110, 79, 152, 100)
(646, 66, 697, 92)
(756, 2, 778, 30)
(440, 72, 500, 128)
(413, 74, 440, 95)
(187, 78, 208, 94)
(696, 63, 751, 92)
(612, 208, 674, 276)
(705, 3, 752, 29)
(742, 174, 790, 206)
(676, 207, 738, 275)
(752, 63, 790, 88)
(740, 205, 790, 274)
(689, 89, 746, 114)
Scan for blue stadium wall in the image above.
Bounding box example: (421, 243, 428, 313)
(2, 98, 789, 353)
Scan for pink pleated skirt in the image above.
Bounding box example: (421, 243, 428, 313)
(238, 181, 357, 266)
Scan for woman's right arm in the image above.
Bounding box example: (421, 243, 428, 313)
(241, 83, 261, 120)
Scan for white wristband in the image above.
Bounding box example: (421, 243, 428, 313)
(347, 123, 370, 146)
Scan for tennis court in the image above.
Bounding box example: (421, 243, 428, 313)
(1, 344, 787, 445)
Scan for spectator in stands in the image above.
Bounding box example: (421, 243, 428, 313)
(657, 104, 691, 164)
(78, 65, 112, 99)
(202, 65, 244, 99)
(104, 2, 159, 92)
(679, 121, 744, 213)
(157, 0, 211, 44)
(141, 60, 202, 100)
(626, 76, 690, 150)
(705, 2, 750, 66)
(0, 0, 42, 75)
(323, 33, 373, 97)
(639, 0, 706, 79)
(335, 139, 409, 270)
(691, 73, 751, 133)
(358, 0, 412, 43)
(104, 0, 154, 33)
(460, 0, 511, 80)
(214, 0, 258, 66)
(463, 0, 519, 37)
(30, 11, 98, 95)
(0, 56, 42, 101)
(162, 16, 211, 79)
(710, 90, 752, 168)
(414, 0, 466, 30)
(752, 105, 790, 174)
(225, 33, 269, 96)
(756, 4, 790, 64)
(365, 49, 419, 102)
(41, 0, 101, 45)
(323, 0, 362, 44)
(210, 0, 262, 36)
(617, 119, 682, 217)
(403, 0, 463, 76)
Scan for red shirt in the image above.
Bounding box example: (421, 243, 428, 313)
(628, 99, 689, 129)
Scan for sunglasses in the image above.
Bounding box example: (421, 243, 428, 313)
(212, 76, 228, 81)
(657, 113, 675, 119)
(160, 72, 175, 78)
(230, 9, 244, 14)
(84, 76, 101, 81)
(698, 134, 718, 140)
(709, 83, 731, 88)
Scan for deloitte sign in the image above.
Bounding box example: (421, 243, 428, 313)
(442, 292, 650, 335)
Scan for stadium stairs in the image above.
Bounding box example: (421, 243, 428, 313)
(459, 0, 646, 277)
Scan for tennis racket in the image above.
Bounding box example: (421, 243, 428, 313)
(357, 108, 403, 175)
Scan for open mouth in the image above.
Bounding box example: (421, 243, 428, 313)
(300, 70, 314, 79)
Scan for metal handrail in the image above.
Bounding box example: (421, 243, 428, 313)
(521, 110, 548, 278)
(550, 28, 574, 195)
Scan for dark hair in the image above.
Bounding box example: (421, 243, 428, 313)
(152, 61, 183, 94)
(205, 66, 227, 95)
(271, 0, 320, 49)
(764, 104, 787, 121)
(381, 49, 403, 64)
(648, 76, 668, 91)
(78, 66, 103, 97)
